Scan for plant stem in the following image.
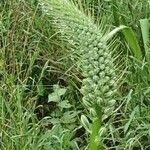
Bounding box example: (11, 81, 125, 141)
(89, 105, 102, 150)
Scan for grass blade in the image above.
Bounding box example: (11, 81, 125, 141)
(140, 19, 150, 61)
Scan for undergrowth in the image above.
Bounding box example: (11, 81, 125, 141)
(1, 0, 150, 150)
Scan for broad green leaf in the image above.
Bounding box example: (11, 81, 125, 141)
(106, 25, 142, 60)
(122, 27, 142, 60)
(48, 93, 60, 102)
(48, 84, 67, 102)
(53, 84, 67, 97)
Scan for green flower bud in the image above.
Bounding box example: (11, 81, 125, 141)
(99, 71, 105, 78)
(83, 97, 93, 107)
(100, 64, 105, 70)
(103, 107, 114, 116)
(89, 70, 95, 76)
(98, 42, 103, 48)
(93, 40, 98, 46)
(102, 85, 109, 93)
(86, 32, 91, 37)
(80, 86, 89, 94)
(96, 97, 104, 105)
(99, 126, 107, 137)
(104, 76, 110, 82)
(108, 99, 116, 106)
(93, 61, 99, 68)
(93, 75, 99, 82)
(88, 44, 94, 49)
(88, 93, 95, 100)
(82, 78, 93, 85)
(105, 90, 114, 97)
(97, 35, 102, 41)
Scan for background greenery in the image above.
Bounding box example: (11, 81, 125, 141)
(1, 0, 150, 149)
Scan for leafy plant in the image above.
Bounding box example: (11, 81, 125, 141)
(1, 0, 150, 149)
(40, 0, 121, 149)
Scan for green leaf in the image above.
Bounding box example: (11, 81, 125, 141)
(37, 81, 44, 96)
(53, 84, 67, 97)
(105, 25, 127, 40)
(122, 27, 142, 60)
(58, 100, 72, 108)
(140, 19, 150, 61)
(61, 111, 77, 124)
(61, 131, 74, 148)
(48, 93, 60, 102)
(106, 25, 142, 60)
(50, 118, 60, 124)
(48, 84, 67, 102)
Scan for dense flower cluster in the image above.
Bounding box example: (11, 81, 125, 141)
(77, 27, 117, 117)
(40, 0, 117, 117)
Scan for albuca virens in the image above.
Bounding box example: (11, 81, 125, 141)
(40, 0, 117, 119)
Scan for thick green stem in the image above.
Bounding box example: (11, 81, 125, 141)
(89, 105, 102, 150)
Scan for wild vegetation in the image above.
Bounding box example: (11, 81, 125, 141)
(0, 0, 150, 150)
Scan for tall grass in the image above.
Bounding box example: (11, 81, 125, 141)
(1, 0, 150, 149)
(0, 1, 81, 149)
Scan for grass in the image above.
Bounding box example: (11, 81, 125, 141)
(1, 0, 150, 150)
